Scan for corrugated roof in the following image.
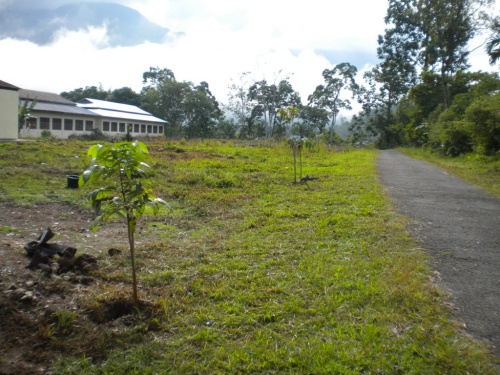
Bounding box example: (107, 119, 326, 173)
(24, 101, 98, 116)
(19, 89, 75, 105)
(78, 98, 150, 115)
(86, 108, 167, 123)
(0, 80, 20, 91)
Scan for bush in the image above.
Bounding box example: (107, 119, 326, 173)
(41, 130, 54, 140)
(464, 93, 500, 155)
(429, 119, 472, 156)
(428, 102, 474, 156)
(68, 128, 108, 141)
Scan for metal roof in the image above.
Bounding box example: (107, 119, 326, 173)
(78, 98, 150, 115)
(24, 101, 98, 116)
(19, 89, 75, 105)
(0, 80, 20, 91)
(86, 109, 167, 124)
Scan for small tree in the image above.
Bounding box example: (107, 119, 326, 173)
(287, 135, 314, 184)
(18, 97, 37, 131)
(79, 141, 168, 305)
(279, 107, 301, 183)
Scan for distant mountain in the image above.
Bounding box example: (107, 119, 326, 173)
(0, 2, 173, 46)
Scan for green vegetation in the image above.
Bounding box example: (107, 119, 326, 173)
(51, 2, 500, 154)
(398, 147, 500, 199)
(0, 139, 497, 374)
(79, 141, 168, 304)
(0, 140, 89, 205)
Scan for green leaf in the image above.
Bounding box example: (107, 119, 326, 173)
(135, 141, 149, 154)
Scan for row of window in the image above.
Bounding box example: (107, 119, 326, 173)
(27, 117, 94, 131)
(102, 121, 164, 135)
(25, 117, 164, 135)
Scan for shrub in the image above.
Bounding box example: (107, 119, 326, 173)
(464, 93, 500, 155)
(429, 120, 472, 156)
(41, 130, 54, 140)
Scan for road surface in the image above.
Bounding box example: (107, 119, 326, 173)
(378, 150, 500, 357)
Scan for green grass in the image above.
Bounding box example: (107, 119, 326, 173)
(398, 147, 500, 199)
(1, 139, 498, 374)
(0, 140, 90, 205)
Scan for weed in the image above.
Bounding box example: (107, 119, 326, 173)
(55, 310, 77, 334)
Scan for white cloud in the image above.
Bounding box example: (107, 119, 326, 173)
(1, 0, 498, 122)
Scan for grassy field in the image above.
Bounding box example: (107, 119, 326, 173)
(398, 147, 500, 199)
(1, 139, 498, 374)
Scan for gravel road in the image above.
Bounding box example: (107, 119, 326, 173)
(378, 150, 500, 357)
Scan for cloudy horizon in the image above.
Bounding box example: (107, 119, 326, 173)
(1, 0, 498, 115)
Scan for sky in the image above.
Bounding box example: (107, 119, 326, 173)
(1, 0, 499, 113)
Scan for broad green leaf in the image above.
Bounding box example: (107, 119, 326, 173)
(135, 141, 149, 154)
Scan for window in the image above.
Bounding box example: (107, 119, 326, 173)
(40, 118, 50, 130)
(64, 119, 73, 131)
(119, 123, 125, 132)
(52, 118, 62, 130)
(141, 125, 146, 133)
(153, 126, 158, 134)
(147, 125, 152, 133)
(26, 118, 37, 129)
(159, 126, 164, 134)
(85, 120, 93, 131)
(75, 120, 84, 131)
(103, 121, 110, 131)
(111, 122, 118, 132)
(134, 124, 139, 133)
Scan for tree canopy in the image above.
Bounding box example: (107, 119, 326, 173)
(56, 0, 499, 153)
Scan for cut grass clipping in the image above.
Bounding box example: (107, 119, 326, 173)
(0, 140, 497, 374)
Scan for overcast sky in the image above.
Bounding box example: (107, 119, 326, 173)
(1, 0, 498, 110)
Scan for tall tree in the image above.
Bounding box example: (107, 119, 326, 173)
(248, 79, 301, 138)
(486, 16, 500, 64)
(108, 87, 141, 106)
(183, 82, 223, 138)
(140, 67, 222, 138)
(308, 63, 360, 144)
(142, 67, 175, 87)
(141, 77, 190, 137)
(380, 0, 493, 108)
(60, 84, 109, 102)
(297, 105, 329, 136)
(226, 72, 253, 134)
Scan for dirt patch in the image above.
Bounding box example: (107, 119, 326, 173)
(0, 202, 156, 374)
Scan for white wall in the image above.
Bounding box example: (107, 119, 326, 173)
(20, 112, 165, 139)
(0, 88, 19, 139)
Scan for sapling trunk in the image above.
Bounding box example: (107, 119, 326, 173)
(293, 145, 297, 183)
(299, 145, 303, 180)
(127, 216, 138, 305)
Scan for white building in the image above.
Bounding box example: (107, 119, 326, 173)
(18, 89, 167, 139)
(77, 98, 167, 137)
(0, 80, 20, 140)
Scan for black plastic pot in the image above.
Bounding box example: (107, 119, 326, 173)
(66, 174, 80, 189)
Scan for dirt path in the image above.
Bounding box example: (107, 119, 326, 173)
(378, 150, 500, 357)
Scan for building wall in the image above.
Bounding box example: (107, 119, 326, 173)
(20, 111, 97, 139)
(0, 88, 19, 139)
(20, 111, 165, 139)
(100, 118, 165, 138)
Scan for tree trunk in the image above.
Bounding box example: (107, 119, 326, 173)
(127, 217, 138, 305)
(299, 146, 303, 180)
(293, 145, 297, 183)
